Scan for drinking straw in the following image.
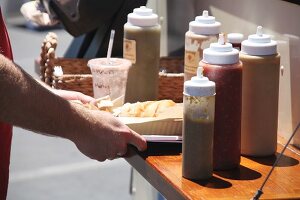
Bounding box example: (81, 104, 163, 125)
(107, 29, 115, 65)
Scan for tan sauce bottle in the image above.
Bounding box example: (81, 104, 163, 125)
(184, 10, 220, 81)
(241, 26, 280, 156)
(183, 66, 215, 180)
(123, 6, 161, 103)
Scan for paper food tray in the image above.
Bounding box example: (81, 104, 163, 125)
(118, 104, 183, 136)
(119, 117, 182, 135)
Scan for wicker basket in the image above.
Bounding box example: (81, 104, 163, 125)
(50, 58, 93, 97)
(39, 33, 93, 96)
(158, 57, 184, 103)
(39, 33, 184, 102)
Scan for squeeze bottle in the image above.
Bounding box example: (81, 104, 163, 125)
(227, 33, 244, 51)
(200, 34, 242, 170)
(183, 66, 215, 180)
(184, 10, 221, 81)
(240, 26, 280, 156)
(123, 6, 161, 103)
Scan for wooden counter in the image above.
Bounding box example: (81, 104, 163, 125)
(125, 138, 300, 200)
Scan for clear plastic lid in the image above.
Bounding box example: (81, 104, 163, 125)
(87, 58, 131, 70)
(184, 66, 215, 97)
(189, 10, 221, 35)
(241, 26, 277, 56)
(203, 34, 239, 65)
(127, 6, 159, 27)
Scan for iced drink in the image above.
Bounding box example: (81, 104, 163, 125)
(88, 58, 131, 104)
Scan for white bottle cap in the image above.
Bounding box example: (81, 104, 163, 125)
(227, 33, 244, 44)
(127, 6, 159, 27)
(241, 26, 277, 55)
(203, 34, 239, 65)
(189, 10, 221, 35)
(184, 66, 216, 97)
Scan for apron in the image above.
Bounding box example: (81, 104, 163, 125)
(0, 7, 14, 200)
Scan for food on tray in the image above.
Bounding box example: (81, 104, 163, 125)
(71, 97, 181, 135)
(71, 95, 113, 112)
(71, 97, 176, 118)
(116, 100, 176, 117)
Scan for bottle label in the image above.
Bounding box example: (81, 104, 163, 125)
(184, 36, 217, 77)
(184, 50, 200, 75)
(123, 39, 136, 64)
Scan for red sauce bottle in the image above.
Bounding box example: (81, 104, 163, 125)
(200, 34, 242, 170)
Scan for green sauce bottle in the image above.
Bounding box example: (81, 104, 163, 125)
(123, 6, 161, 103)
(183, 66, 216, 180)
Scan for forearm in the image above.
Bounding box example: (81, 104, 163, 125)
(0, 54, 87, 140)
(0, 54, 147, 160)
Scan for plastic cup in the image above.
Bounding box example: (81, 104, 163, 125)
(88, 58, 131, 104)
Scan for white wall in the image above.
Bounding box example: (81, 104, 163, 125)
(147, 0, 168, 56)
(167, 0, 300, 147)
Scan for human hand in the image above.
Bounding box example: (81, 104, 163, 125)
(51, 89, 94, 104)
(70, 109, 147, 162)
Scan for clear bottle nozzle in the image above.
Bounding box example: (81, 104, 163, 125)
(202, 10, 209, 17)
(256, 26, 263, 36)
(218, 33, 226, 45)
(197, 66, 204, 78)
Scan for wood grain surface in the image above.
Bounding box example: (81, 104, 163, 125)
(125, 137, 300, 200)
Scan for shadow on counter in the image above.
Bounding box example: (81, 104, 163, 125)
(245, 153, 299, 167)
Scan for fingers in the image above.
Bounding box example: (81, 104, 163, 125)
(117, 142, 128, 157)
(52, 89, 95, 103)
(127, 129, 147, 152)
(75, 92, 94, 104)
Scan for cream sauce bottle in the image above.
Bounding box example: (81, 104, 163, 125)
(240, 26, 280, 156)
(183, 66, 215, 180)
(184, 10, 221, 81)
(123, 6, 161, 103)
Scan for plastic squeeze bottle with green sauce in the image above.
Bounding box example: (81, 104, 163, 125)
(183, 66, 216, 180)
(200, 34, 242, 170)
(240, 26, 280, 156)
(184, 10, 221, 81)
(123, 6, 161, 103)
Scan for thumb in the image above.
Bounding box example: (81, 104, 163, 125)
(128, 129, 147, 151)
